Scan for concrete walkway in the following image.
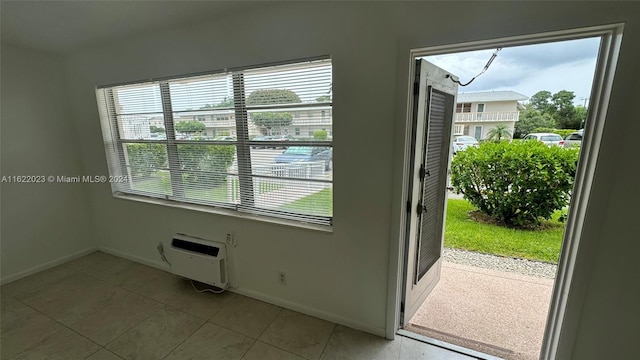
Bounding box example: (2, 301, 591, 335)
(407, 262, 554, 360)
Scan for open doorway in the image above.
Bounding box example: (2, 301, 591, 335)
(394, 25, 623, 360)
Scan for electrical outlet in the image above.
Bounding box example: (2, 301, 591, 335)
(278, 271, 287, 285)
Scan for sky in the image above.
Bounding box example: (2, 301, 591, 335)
(423, 37, 601, 107)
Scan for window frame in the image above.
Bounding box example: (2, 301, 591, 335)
(96, 56, 333, 229)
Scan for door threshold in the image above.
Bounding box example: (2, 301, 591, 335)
(397, 329, 504, 360)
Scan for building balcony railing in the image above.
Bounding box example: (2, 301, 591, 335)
(455, 111, 520, 122)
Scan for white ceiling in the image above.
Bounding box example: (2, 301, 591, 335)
(1, 0, 264, 54)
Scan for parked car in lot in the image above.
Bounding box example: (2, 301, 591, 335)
(564, 130, 583, 148)
(270, 134, 295, 149)
(523, 132, 565, 147)
(251, 135, 273, 149)
(275, 146, 333, 170)
(452, 135, 479, 154)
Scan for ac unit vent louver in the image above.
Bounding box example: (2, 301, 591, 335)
(166, 233, 228, 289)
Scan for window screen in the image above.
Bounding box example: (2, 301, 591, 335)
(96, 58, 333, 226)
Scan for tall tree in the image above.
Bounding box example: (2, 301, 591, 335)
(247, 89, 301, 135)
(514, 104, 555, 138)
(573, 105, 588, 129)
(200, 97, 235, 109)
(551, 90, 577, 129)
(175, 120, 205, 134)
(530, 91, 552, 113)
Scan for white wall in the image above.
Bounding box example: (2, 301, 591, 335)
(1, 45, 95, 283)
(477, 100, 518, 112)
(60, 1, 639, 358)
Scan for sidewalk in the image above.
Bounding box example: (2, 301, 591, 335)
(407, 262, 554, 360)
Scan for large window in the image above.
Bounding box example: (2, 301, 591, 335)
(96, 58, 333, 226)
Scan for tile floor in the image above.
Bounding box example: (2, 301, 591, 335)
(1, 251, 477, 360)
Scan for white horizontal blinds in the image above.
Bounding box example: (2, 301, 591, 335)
(96, 57, 333, 225)
(247, 145, 332, 218)
(166, 73, 238, 207)
(112, 83, 165, 140)
(100, 83, 172, 198)
(242, 60, 333, 220)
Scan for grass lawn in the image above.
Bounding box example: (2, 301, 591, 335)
(280, 187, 333, 216)
(444, 198, 564, 263)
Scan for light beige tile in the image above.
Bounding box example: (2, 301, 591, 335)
(86, 349, 124, 360)
(259, 309, 335, 360)
(69, 289, 163, 345)
(242, 341, 305, 360)
(106, 306, 204, 360)
(1, 294, 36, 332)
(399, 337, 477, 360)
(0, 311, 64, 359)
(116, 264, 172, 291)
(210, 295, 281, 338)
(65, 251, 137, 284)
(1, 265, 76, 300)
(319, 325, 401, 360)
(163, 280, 237, 319)
(21, 273, 125, 325)
(164, 322, 253, 360)
(10, 327, 100, 360)
(127, 270, 185, 303)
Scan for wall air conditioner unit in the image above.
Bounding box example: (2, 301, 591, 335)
(165, 233, 228, 289)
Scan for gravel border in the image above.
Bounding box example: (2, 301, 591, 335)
(444, 248, 558, 279)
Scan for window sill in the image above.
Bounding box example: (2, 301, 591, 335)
(112, 192, 333, 233)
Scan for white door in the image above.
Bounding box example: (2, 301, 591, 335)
(402, 59, 458, 326)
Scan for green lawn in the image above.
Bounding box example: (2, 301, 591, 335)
(131, 173, 228, 202)
(444, 199, 564, 263)
(131, 172, 283, 203)
(280, 187, 333, 216)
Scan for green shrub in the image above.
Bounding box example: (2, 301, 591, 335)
(126, 144, 167, 178)
(450, 141, 579, 228)
(532, 127, 577, 139)
(177, 144, 235, 187)
(313, 130, 328, 140)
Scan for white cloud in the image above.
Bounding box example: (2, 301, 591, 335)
(423, 37, 600, 106)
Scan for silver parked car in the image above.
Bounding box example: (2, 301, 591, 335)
(452, 135, 479, 154)
(523, 132, 564, 147)
(564, 130, 584, 148)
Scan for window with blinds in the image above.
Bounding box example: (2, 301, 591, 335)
(96, 58, 333, 226)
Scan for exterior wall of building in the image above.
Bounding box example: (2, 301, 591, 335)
(455, 99, 521, 139)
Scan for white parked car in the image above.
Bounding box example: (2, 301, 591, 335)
(523, 132, 565, 147)
(452, 135, 479, 154)
(564, 130, 584, 148)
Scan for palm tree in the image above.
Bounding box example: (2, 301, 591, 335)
(486, 124, 512, 141)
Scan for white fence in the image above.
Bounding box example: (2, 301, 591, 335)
(227, 161, 328, 205)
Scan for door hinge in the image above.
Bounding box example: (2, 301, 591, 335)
(406, 200, 412, 213)
(413, 81, 419, 95)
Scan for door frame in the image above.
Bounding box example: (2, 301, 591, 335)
(386, 23, 624, 360)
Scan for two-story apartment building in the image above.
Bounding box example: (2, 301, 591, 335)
(174, 106, 333, 139)
(454, 91, 528, 140)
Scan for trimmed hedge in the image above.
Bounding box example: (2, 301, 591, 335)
(451, 141, 579, 228)
(532, 127, 578, 139)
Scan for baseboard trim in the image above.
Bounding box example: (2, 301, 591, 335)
(95, 246, 384, 338)
(0, 247, 97, 285)
(97, 246, 170, 272)
(230, 286, 386, 338)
